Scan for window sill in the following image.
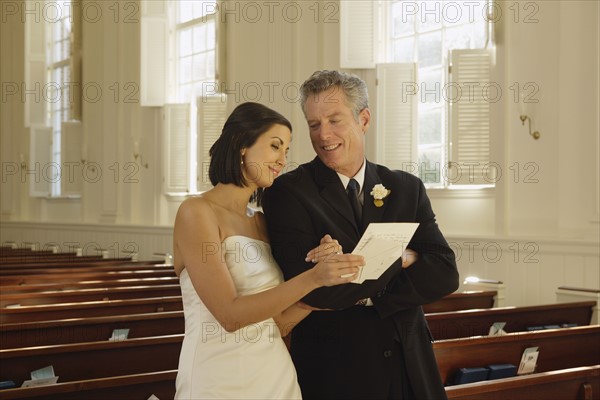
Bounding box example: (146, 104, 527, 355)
(36, 195, 82, 201)
(426, 186, 495, 199)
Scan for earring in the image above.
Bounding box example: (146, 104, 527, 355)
(241, 159, 244, 166)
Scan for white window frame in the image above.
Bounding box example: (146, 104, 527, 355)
(25, 0, 81, 198)
(342, 0, 496, 190)
(144, 0, 221, 195)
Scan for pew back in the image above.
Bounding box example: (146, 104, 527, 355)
(434, 325, 600, 385)
(446, 365, 600, 400)
(0, 335, 183, 385)
(1, 311, 185, 348)
(427, 301, 596, 340)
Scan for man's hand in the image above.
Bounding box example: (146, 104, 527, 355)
(402, 248, 419, 268)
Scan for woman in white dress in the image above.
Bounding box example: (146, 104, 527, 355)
(173, 102, 365, 399)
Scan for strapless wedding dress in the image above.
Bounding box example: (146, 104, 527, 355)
(175, 236, 302, 399)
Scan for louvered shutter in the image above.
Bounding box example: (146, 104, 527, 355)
(340, 1, 379, 69)
(61, 121, 82, 195)
(197, 95, 227, 190)
(69, 0, 82, 120)
(29, 126, 53, 197)
(141, 1, 168, 106)
(163, 104, 191, 193)
(24, 0, 47, 127)
(449, 49, 492, 185)
(375, 63, 418, 172)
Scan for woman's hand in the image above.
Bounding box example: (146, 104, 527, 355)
(310, 253, 365, 287)
(305, 234, 342, 263)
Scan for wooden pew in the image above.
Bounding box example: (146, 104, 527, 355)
(0, 261, 167, 275)
(0, 276, 180, 294)
(0, 296, 183, 324)
(0, 258, 143, 270)
(423, 290, 497, 313)
(558, 286, 600, 325)
(446, 365, 600, 400)
(0, 370, 177, 400)
(0, 269, 176, 286)
(1, 311, 185, 348)
(0, 255, 104, 265)
(426, 301, 596, 340)
(0, 285, 182, 308)
(0, 334, 183, 386)
(434, 325, 600, 385)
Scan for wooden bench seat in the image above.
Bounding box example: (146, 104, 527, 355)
(0, 262, 168, 276)
(0, 258, 140, 270)
(423, 291, 497, 313)
(1, 311, 185, 348)
(0, 296, 183, 323)
(426, 301, 596, 340)
(434, 325, 600, 385)
(0, 285, 182, 308)
(0, 334, 183, 386)
(0, 276, 180, 294)
(0, 255, 104, 265)
(446, 365, 600, 400)
(0, 369, 177, 400)
(0, 269, 176, 286)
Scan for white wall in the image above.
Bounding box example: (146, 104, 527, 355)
(1, 0, 599, 306)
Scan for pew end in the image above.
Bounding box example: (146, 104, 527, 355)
(557, 287, 600, 325)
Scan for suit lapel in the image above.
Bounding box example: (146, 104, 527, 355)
(361, 161, 388, 231)
(312, 158, 361, 235)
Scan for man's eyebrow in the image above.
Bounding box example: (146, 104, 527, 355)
(307, 112, 343, 123)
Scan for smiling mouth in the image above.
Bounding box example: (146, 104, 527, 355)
(322, 144, 341, 151)
(269, 167, 281, 177)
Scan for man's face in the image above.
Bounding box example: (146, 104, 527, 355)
(304, 87, 370, 178)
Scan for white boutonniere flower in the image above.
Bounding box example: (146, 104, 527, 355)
(370, 184, 391, 207)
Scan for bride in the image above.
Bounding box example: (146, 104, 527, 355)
(172, 102, 365, 399)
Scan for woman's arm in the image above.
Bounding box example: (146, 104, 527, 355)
(272, 235, 341, 335)
(174, 198, 364, 333)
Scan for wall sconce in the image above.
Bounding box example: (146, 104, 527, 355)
(519, 95, 541, 140)
(19, 153, 27, 170)
(519, 115, 540, 140)
(133, 140, 149, 169)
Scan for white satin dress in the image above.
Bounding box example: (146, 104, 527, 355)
(175, 235, 302, 399)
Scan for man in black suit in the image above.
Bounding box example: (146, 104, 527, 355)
(262, 70, 459, 400)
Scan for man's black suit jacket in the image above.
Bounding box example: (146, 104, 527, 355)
(262, 157, 459, 400)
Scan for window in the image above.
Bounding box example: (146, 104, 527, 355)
(386, 0, 492, 187)
(144, 0, 224, 195)
(46, 6, 72, 196)
(25, 0, 82, 198)
(172, 1, 217, 102)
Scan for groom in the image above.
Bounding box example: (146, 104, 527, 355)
(262, 70, 458, 399)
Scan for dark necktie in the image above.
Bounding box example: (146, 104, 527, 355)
(347, 178, 362, 228)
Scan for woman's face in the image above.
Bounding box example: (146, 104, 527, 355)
(241, 124, 291, 189)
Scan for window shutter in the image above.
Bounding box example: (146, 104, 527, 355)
(29, 126, 53, 197)
(197, 95, 227, 190)
(340, 1, 379, 69)
(449, 49, 492, 186)
(375, 63, 418, 172)
(69, 0, 82, 120)
(60, 121, 82, 195)
(163, 104, 190, 193)
(141, 1, 167, 106)
(24, 0, 47, 127)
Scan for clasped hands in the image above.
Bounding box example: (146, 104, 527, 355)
(305, 234, 419, 270)
(298, 235, 420, 311)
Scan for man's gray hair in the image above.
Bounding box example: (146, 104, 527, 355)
(299, 70, 369, 120)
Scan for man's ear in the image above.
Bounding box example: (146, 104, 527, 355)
(359, 108, 371, 132)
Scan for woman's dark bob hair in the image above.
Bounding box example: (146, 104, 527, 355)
(208, 102, 292, 193)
